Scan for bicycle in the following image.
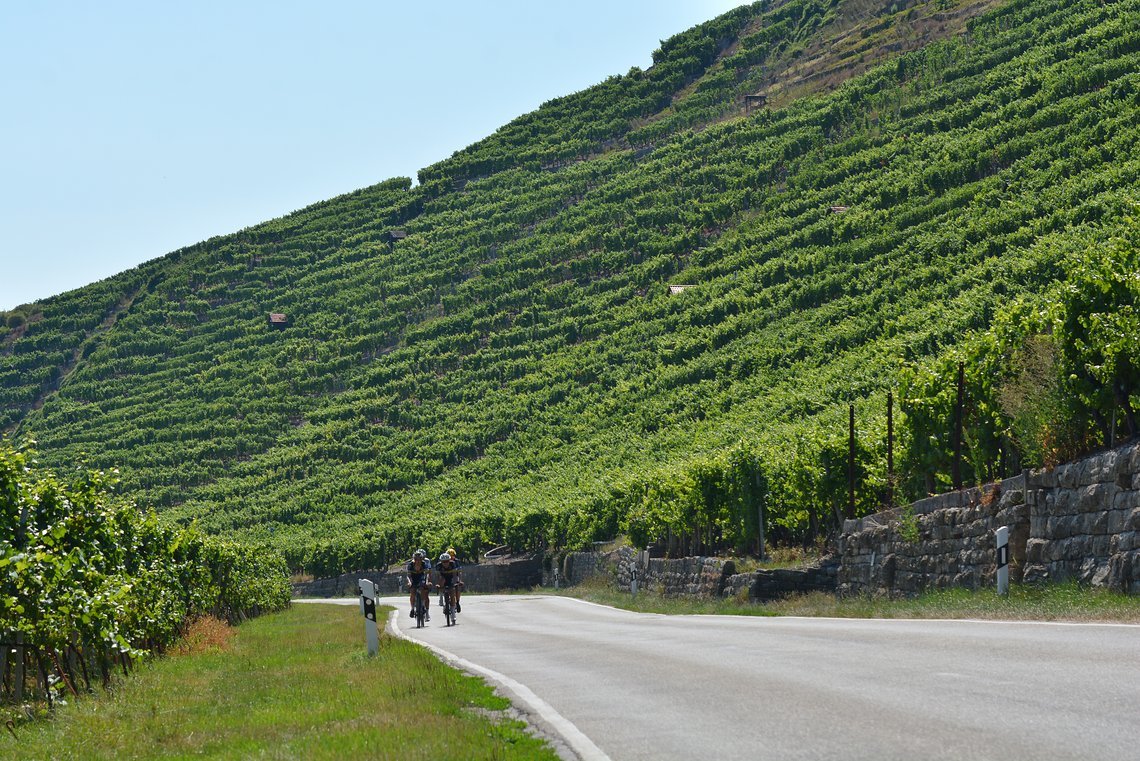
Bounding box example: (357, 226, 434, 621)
(439, 583, 458, 627)
(412, 581, 430, 628)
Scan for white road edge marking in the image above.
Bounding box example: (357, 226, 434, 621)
(386, 609, 612, 761)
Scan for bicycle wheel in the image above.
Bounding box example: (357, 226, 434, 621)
(415, 593, 426, 628)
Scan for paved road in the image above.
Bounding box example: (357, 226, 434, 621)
(317, 594, 1140, 761)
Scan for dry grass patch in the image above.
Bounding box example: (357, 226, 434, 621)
(169, 615, 237, 656)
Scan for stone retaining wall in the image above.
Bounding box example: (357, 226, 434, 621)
(556, 546, 835, 600)
(723, 561, 840, 601)
(555, 549, 617, 586)
(838, 477, 1028, 597)
(565, 546, 735, 596)
(625, 555, 735, 597)
(291, 555, 543, 598)
(1023, 444, 1140, 591)
(292, 569, 389, 599)
(838, 441, 1140, 597)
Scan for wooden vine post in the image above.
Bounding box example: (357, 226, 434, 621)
(848, 403, 856, 519)
(953, 361, 964, 491)
(756, 471, 766, 560)
(887, 391, 895, 509)
(14, 633, 24, 703)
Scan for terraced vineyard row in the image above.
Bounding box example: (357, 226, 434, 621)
(2, 0, 1138, 574)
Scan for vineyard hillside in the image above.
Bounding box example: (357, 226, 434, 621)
(2, 0, 1139, 574)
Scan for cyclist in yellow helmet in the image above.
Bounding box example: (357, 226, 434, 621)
(438, 548, 463, 613)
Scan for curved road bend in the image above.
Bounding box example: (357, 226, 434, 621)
(314, 594, 1140, 761)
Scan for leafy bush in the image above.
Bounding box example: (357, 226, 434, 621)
(0, 441, 290, 706)
(997, 334, 1077, 467)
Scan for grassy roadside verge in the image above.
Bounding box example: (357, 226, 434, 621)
(5, 604, 559, 761)
(549, 578, 1140, 623)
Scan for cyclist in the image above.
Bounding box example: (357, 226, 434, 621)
(438, 547, 462, 607)
(406, 549, 432, 621)
(447, 547, 465, 611)
(436, 551, 462, 614)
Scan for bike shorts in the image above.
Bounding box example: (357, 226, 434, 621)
(440, 576, 460, 588)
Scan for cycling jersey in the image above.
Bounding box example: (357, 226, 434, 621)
(437, 560, 461, 586)
(406, 559, 432, 585)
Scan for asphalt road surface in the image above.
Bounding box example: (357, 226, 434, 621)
(317, 594, 1140, 761)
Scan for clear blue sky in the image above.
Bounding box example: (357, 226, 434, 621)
(0, 1, 748, 311)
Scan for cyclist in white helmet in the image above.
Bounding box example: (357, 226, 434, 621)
(406, 549, 432, 621)
(436, 551, 462, 614)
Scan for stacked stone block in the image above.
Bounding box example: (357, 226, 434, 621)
(838, 476, 1029, 597)
(628, 556, 734, 596)
(1023, 444, 1140, 592)
(291, 568, 390, 598)
(555, 546, 631, 587)
(838, 441, 1140, 597)
(722, 561, 839, 601)
(561, 547, 833, 600)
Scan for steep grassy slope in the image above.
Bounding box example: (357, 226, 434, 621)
(3, 0, 1139, 573)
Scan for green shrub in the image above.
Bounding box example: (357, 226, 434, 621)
(0, 441, 290, 705)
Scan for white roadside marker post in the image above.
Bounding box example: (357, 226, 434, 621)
(359, 579, 380, 656)
(995, 527, 1010, 597)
